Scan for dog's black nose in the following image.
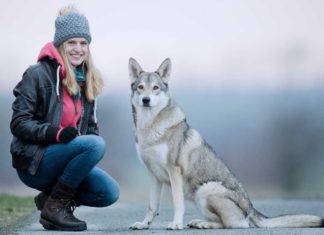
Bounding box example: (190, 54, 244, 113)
(142, 97, 150, 105)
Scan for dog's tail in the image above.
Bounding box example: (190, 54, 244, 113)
(249, 208, 324, 228)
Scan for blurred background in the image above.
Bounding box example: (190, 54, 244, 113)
(0, 0, 323, 203)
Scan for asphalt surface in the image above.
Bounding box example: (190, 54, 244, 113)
(12, 199, 324, 235)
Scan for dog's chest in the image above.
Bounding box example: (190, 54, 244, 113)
(137, 142, 170, 183)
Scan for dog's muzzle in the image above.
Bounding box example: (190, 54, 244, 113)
(142, 97, 150, 107)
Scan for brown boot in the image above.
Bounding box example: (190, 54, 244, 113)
(40, 181, 86, 231)
(35, 191, 80, 210)
(34, 192, 49, 211)
(40, 196, 86, 231)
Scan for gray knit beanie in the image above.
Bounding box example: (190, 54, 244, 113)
(54, 12, 92, 47)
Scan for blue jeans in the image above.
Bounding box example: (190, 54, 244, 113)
(17, 135, 119, 207)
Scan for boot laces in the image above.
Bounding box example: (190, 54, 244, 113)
(64, 200, 78, 219)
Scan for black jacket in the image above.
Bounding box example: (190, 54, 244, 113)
(10, 58, 99, 175)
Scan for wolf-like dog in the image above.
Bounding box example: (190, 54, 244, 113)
(128, 58, 323, 230)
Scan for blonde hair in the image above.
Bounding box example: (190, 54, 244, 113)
(57, 6, 104, 101)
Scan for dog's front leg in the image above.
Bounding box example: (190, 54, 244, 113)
(167, 166, 184, 230)
(130, 174, 162, 230)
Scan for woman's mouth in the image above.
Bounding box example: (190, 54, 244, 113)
(71, 54, 83, 58)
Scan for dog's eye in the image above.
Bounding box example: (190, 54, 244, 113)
(137, 85, 144, 90)
(153, 86, 159, 90)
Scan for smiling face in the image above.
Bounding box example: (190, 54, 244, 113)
(63, 37, 89, 66)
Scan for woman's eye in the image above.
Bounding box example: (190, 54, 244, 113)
(153, 86, 159, 90)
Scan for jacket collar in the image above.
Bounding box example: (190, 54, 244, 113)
(37, 42, 66, 79)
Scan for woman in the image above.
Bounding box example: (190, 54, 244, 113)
(10, 6, 119, 231)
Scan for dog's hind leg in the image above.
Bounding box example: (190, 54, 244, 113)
(206, 195, 250, 228)
(192, 181, 250, 229)
(189, 182, 224, 229)
(188, 196, 223, 229)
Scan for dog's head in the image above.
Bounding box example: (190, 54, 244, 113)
(129, 58, 171, 109)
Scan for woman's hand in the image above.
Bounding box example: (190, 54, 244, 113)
(59, 126, 79, 143)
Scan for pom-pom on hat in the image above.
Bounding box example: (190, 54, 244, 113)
(54, 7, 91, 47)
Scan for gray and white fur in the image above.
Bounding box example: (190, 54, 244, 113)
(128, 58, 323, 230)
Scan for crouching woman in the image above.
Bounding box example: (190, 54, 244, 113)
(10, 6, 119, 231)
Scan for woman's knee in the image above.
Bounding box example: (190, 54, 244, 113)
(97, 179, 120, 207)
(76, 135, 106, 161)
(79, 168, 120, 207)
(102, 180, 120, 206)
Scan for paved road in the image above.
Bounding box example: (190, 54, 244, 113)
(13, 199, 324, 235)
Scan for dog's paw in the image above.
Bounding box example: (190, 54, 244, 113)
(166, 221, 183, 230)
(129, 222, 149, 230)
(188, 219, 223, 229)
(188, 219, 204, 228)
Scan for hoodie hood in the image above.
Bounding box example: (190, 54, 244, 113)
(37, 42, 66, 78)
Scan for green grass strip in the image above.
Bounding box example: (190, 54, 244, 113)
(0, 194, 35, 233)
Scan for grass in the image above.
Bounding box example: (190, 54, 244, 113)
(0, 194, 35, 234)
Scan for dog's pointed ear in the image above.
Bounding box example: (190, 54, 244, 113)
(129, 58, 143, 82)
(156, 58, 171, 83)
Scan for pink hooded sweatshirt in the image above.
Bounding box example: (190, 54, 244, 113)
(38, 42, 82, 141)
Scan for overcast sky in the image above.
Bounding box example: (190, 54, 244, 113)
(1, 0, 324, 93)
